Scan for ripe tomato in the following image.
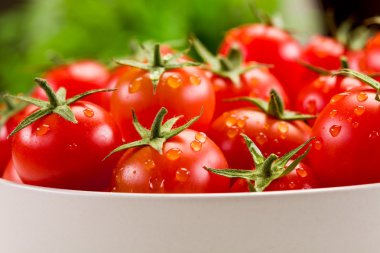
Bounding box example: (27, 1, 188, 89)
(309, 86, 380, 187)
(219, 24, 303, 102)
(360, 33, 380, 74)
(113, 129, 230, 193)
(2, 160, 22, 184)
(32, 60, 110, 107)
(230, 161, 319, 192)
(111, 46, 214, 141)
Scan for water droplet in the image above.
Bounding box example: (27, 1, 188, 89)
(236, 119, 246, 129)
(289, 182, 296, 189)
(354, 105, 366, 116)
(296, 168, 308, 178)
(227, 126, 239, 139)
(132, 170, 136, 174)
(313, 138, 323, 150)
(68, 143, 78, 149)
(129, 77, 142, 93)
(190, 140, 202, 152)
(225, 115, 237, 127)
(144, 159, 156, 170)
(330, 93, 349, 104)
(176, 168, 190, 183)
(255, 132, 268, 145)
(357, 92, 368, 102)
(277, 122, 289, 139)
(279, 183, 285, 189)
(195, 132, 207, 143)
(352, 121, 359, 128)
(190, 75, 201, 85)
(165, 148, 182, 161)
(329, 109, 338, 118)
(167, 75, 183, 89)
(347, 117, 353, 123)
(149, 177, 164, 191)
(35, 124, 50, 136)
(329, 125, 342, 137)
(306, 100, 317, 114)
(83, 108, 94, 118)
(273, 138, 279, 144)
(263, 123, 270, 130)
(369, 130, 379, 139)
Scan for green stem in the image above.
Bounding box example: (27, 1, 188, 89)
(340, 56, 349, 69)
(3, 96, 14, 110)
(261, 154, 277, 177)
(34, 78, 60, 107)
(153, 44, 162, 67)
(150, 107, 167, 138)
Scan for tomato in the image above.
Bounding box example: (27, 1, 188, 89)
(0, 126, 10, 173)
(360, 33, 380, 74)
(111, 46, 214, 141)
(113, 129, 230, 193)
(219, 24, 303, 103)
(32, 60, 110, 107)
(347, 50, 364, 71)
(230, 161, 319, 192)
(2, 160, 22, 184)
(296, 75, 363, 123)
(309, 85, 380, 187)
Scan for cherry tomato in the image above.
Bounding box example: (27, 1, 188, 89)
(360, 33, 380, 74)
(32, 60, 110, 106)
(309, 86, 380, 186)
(230, 161, 319, 192)
(2, 160, 22, 184)
(112, 129, 230, 193)
(12, 101, 123, 190)
(219, 24, 303, 103)
(208, 108, 311, 170)
(347, 50, 364, 71)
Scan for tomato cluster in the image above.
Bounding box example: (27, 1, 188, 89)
(1, 19, 380, 193)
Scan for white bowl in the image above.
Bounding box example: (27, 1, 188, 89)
(1, 178, 379, 253)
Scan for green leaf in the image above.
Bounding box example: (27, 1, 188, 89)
(204, 167, 255, 180)
(66, 88, 117, 105)
(8, 108, 51, 137)
(241, 133, 265, 168)
(53, 105, 77, 123)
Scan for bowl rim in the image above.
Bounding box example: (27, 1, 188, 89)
(2, 178, 380, 199)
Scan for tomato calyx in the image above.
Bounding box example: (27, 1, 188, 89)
(6, 78, 115, 136)
(0, 95, 26, 128)
(206, 135, 314, 192)
(227, 89, 315, 120)
(192, 36, 268, 89)
(104, 107, 201, 159)
(115, 44, 200, 93)
(332, 69, 380, 101)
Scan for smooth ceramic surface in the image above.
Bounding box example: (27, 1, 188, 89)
(0, 178, 379, 253)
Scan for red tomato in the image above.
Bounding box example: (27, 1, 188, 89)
(208, 66, 289, 118)
(360, 33, 380, 74)
(230, 161, 319, 192)
(309, 86, 380, 186)
(219, 24, 303, 102)
(32, 60, 110, 106)
(12, 101, 123, 190)
(347, 50, 364, 71)
(2, 160, 22, 184)
(208, 108, 311, 170)
(111, 67, 215, 141)
(112, 129, 230, 193)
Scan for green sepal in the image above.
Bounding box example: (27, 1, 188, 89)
(205, 135, 314, 192)
(115, 44, 200, 93)
(226, 89, 316, 121)
(298, 60, 331, 76)
(6, 78, 116, 137)
(192, 36, 270, 89)
(332, 68, 380, 102)
(0, 95, 27, 128)
(104, 107, 201, 160)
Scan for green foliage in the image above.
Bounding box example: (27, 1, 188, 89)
(0, 0, 277, 93)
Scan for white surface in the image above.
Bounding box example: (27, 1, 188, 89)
(0, 179, 379, 253)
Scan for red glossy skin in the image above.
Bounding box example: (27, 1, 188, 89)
(2, 160, 22, 184)
(208, 66, 289, 118)
(208, 108, 311, 170)
(219, 24, 303, 103)
(347, 50, 364, 71)
(360, 33, 380, 74)
(230, 161, 320, 192)
(12, 102, 123, 191)
(296, 75, 363, 124)
(32, 60, 110, 107)
(309, 87, 380, 187)
(112, 129, 230, 193)
(111, 67, 215, 141)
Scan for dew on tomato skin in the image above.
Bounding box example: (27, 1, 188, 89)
(176, 167, 190, 183)
(236, 119, 246, 129)
(369, 130, 380, 140)
(263, 123, 270, 130)
(329, 109, 338, 118)
(354, 105, 366, 116)
(255, 132, 268, 146)
(35, 124, 50, 136)
(132, 170, 137, 175)
(277, 122, 289, 134)
(68, 143, 78, 149)
(149, 177, 165, 191)
(330, 93, 349, 104)
(226, 126, 239, 139)
(357, 92, 368, 102)
(225, 115, 237, 127)
(167, 75, 183, 89)
(306, 100, 317, 114)
(313, 138, 323, 151)
(347, 117, 353, 123)
(165, 148, 182, 161)
(190, 75, 201, 85)
(296, 168, 308, 178)
(329, 125, 342, 137)
(279, 183, 285, 189)
(352, 121, 359, 128)
(144, 159, 156, 170)
(83, 108, 94, 118)
(129, 77, 142, 93)
(288, 182, 296, 189)
(190, 140, 202, 152)
(273, 138, 279, 144)
(195, 132, 207, 143)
